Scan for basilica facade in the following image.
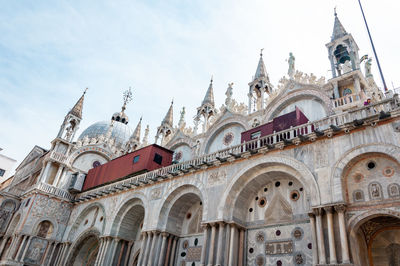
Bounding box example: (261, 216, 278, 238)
(0, 13, 400, 266)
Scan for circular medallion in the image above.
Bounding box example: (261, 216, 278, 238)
(182, 240, 189, 249)
(223, 132, 234, 146)
(290, 190, 300, 201)
(258, 197, 267, 207)
(353, 173, 364, 183)
(292, 227, 304, 240)
(383, 167, 395, 177)
(92, 161, 101, 168)
(174, 151, 183, 161)
(255, 231, 265, 243)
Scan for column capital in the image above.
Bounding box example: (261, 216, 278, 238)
(323, 206, 333, 214)
(308, 212, 315, 218)
(161, 232, 169, 238)
(334, 204, 347, 213)
(312, 207, 324, 216)
(151, 230, 160, 235)
(217, 221, 226, 227)
(200, 223, 209, 230)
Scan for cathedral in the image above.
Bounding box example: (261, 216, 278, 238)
(0, 11, 399, 266)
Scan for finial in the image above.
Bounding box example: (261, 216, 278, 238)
(334, 6, 337, 17)
(210, 75, 213, 83)
(121, 88, 133, 112)
(260, 48, 264, 57)
(139, 116, 142, 122)
(171, 99, 174, 105)
(83, 88, 88, 95)
(228, 82, 234, 88)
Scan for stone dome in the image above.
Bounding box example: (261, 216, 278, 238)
(78, 121, 132, 146)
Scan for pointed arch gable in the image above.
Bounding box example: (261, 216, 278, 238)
(330, 143, 400, 203)
(220, 155, 320, 221)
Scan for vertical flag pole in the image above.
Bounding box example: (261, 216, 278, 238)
(357, 0, 388, 91)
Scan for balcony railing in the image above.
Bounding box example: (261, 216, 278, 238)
(49, 151, 68, 164)
(333, 92, 363, 108)
(27, 182, 74, 201)
(76, 97, 399, 201)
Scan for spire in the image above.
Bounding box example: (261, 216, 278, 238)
(162, 100, 174, 127)
(201, 76, 215, 107)
(69, 88, 87, 119)
(254, 49, 267, 79)
(131, 117, 142, 141)
(331, 9, 347, 41)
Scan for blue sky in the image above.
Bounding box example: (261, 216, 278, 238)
(1, 0, 399, 171)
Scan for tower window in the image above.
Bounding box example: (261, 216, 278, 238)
(133, 155, 140, 164)
(153, 153, 163, 165)
(0, 168, 5, 177)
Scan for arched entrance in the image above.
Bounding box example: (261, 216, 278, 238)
(155, 185, 204, 266)
(110, 197, 145, 266)
(350, 214, 400, 266)
(233, 171, 312, 265)
(68, 234, 100, 266)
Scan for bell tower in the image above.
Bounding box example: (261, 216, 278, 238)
(57, 89, 86, 142)
(326, 10, 360, 79)
(248, 49, 273, 114)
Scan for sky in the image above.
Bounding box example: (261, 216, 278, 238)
(1, 0, 399, 173)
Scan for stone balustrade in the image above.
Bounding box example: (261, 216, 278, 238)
(23, 182, 74, 201)
(75, 96, 399, 202)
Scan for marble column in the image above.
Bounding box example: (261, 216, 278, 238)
(158, 232, 169, 266)
(20, 236, 32, 263)
(0, 236, 9, 255)
(148, 231, 160, 265)
(7, 234, 21, 260)
(207, 223, 217, 266)
(169, 236, 178, 266)
(335, 204, 350, 264)
(142, 231, 153, 266)
(215, 222, 225, 266)
(41, 161, 52, 182)
(324, 207, 337, 264)
(54, 243, 64, 266)
(59, 242, 71, 266)
(238, 228, 245, 266)
(228, 224, 237, 266)
(47, 242, 58, 266)
(109, 237, 120, 265)
(137, 232, 147, 266)
(15, 235, 27, 261)
(99, 237, 112, 265)
(314, 208, 326, 264)
(163, 235, 173, 266)
(94, 237, 105, 266)
(308, 213, 319, 264)
(200, 224, 210, 266)
(40, 240, 53, 265)
(124, 241, 134, 266)
(53, 165, 64, 186)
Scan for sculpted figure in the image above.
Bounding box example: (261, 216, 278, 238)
(365, 58, 372, 77)
(288, 52, 295, 78)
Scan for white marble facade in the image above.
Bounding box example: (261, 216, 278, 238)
(1, 12, 400, 266)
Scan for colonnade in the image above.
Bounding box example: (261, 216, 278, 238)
(137, 231, 178, 266)
(200, 222, 245, 266)
(0, 234, 63, 265)
(308, 204, 350, 265)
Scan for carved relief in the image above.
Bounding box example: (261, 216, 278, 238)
(368, 182, 383, 200)
(292, 227, 303, 240)
(265, 194, 293, 223)
(150, 187, 162, 200)
(293, 252, 305, 265)
(265, 240, 293, 255)
(207, 170, 227, 187)
(24, 237, 48, 265)
(353, 190, 365, 202)
(388, 183, 400, 198)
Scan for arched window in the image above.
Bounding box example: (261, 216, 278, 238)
(36, 221, 54, 239)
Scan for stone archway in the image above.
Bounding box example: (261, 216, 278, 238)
(67, 231, 100, 266)
(349, 211, 400, 266)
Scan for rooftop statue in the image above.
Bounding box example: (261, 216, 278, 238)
(288, 52, 295, 79)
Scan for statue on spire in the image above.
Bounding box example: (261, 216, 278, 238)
(225, 83, 234, 110)
(178, 107, 186, 130)
(287, 52, 295, 79)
